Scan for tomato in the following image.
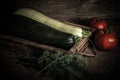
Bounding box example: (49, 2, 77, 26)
(94, 30, 118, 50)
(89, 17, 107, 30)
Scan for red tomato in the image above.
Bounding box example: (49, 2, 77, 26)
(89, 17, 107, 30)
(94, 30, 118, 50)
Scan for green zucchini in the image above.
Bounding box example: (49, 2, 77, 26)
(1, 8, 91, 50)
(14, 8, 83, 37)
(1, 15, 76, 49)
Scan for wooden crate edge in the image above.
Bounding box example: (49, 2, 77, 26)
(0, 34, 95, 57)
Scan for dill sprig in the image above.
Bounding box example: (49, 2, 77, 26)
(17, 50, 87, 80)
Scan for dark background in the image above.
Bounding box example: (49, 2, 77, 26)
(0, 0, 120, 80)
(0, 0, 120, 20)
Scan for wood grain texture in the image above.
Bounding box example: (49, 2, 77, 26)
(0, 0, 120, 80)
(0, 0, 120, 20)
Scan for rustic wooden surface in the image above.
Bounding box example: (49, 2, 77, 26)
(0, 0, 120, 20)
(0, 0, 120, 80)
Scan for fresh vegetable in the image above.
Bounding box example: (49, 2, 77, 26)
(14, 8, 86, 37)
(1, 8, 91, 49)
(1, 8, 91, 50)
(13, 50, 86, 80)
(1, 15, 76, 49)
(89, 17, 107, 30)
(94, 30, 118, 50)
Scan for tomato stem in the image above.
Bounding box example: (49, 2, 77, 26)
(104, 26, 113, 33)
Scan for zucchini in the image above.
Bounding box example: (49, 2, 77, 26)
(1, 15, 76, 49)
(14, 8, 83, 37)
(1, 8, 91, 50)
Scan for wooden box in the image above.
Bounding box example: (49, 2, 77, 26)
(0, 22, 95, 57)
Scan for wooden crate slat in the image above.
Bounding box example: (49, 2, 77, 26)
(0, 34, 95, 57)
